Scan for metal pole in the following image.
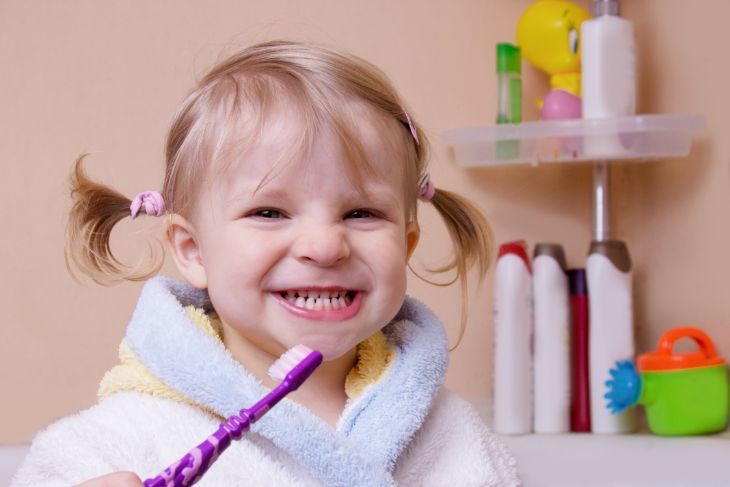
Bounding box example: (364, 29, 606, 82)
(593, 161, 610, 242)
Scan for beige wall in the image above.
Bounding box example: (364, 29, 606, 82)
(2, 0, 728, 442)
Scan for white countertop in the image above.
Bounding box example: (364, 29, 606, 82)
(472, 400, 730, 487)
(503, 430, 730, 487)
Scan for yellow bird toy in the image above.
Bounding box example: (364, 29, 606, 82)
(517, 0, 590, 119)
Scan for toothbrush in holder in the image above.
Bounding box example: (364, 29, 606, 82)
(143, 345, 323, 487)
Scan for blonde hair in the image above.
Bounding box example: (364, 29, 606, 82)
(65, 40, 493, 346)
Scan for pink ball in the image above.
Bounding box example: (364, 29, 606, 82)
(541, 89, 582, 120)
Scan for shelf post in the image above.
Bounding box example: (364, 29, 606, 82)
(593, 161, 610, 242)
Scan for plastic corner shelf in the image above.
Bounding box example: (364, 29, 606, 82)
(441, 114, 705, 167)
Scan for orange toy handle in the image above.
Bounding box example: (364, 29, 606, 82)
(657, 327, 717, 359)
(639, 326, 725, 372)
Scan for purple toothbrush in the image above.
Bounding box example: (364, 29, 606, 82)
(143, 345, 323, 487)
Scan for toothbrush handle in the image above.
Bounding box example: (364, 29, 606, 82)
(143, 413, 251, 487)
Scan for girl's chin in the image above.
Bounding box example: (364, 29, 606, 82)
(320, 346, 358, 363)
(281, 338, 358, 364)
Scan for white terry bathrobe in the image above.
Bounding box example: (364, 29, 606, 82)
(12, 277, 521, 486)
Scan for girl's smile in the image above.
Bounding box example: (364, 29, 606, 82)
(272, 288, 363, 321)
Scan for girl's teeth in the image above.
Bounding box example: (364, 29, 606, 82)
(281, 290, 354, 311)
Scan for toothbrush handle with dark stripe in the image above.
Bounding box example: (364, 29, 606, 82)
(143, 413, 251, 487)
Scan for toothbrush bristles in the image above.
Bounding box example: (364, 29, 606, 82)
(268, 344, 314, 381)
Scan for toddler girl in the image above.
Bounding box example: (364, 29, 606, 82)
(13, 41, 520, 486)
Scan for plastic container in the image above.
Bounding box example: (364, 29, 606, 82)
(587, 240, 636, 433)
(496, 43, 522, 161)
(605, 327, 729, 436)
(581, 0, 636, 157)
(493, 240, 533, 435)
(568, 269, 591, 432)
(580, 0, 635, 111)
(441, 114, 705, 167)
(496, 43, 522, 125)
(532, 244, 571, 433)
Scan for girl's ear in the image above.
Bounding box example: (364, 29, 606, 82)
(405, 221, 420, 260)
(165, 214, 207, 289)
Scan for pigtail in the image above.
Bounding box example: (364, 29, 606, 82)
(427, 187, 494, 349)
(64, 155, 163, 285)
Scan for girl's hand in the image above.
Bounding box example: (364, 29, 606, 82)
(75, 471, 144, 486)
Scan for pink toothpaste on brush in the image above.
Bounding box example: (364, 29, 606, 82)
(143, 345, 323, 487)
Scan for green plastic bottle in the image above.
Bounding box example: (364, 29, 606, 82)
(496, 43, 522, 124)
(496, 43, 522, 160)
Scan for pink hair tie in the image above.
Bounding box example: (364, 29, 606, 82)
(403, 109, 419, 145)
(418, 173, 435, 202)
(130, 191, 165, 219)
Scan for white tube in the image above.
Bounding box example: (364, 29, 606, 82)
(532, 244, 571, 433)
(581, 2, 636, 156)
(493, 241, 533, 435)
(586, 240, 636, 433)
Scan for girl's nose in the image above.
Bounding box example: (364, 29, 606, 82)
(292, 224, 350, 267)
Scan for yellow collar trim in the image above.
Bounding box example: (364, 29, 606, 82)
(97, 306, 223, 416)
(345, 330, 396, 399)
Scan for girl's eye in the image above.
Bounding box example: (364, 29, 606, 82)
(346, 209, 377, 219)
(252, 208, 284, 219)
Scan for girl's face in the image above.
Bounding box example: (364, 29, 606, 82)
(170, 107, 419, 364)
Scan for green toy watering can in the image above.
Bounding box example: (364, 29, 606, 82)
(605, 327, 729, 436)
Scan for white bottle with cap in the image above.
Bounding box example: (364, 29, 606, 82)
(493, 240, 533, 435)
(532, 244, 571, 434)
(581, 0, 636, 156)
(587, 240, 636, 433)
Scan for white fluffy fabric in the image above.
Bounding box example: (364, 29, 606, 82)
(12, 277, 521, 486)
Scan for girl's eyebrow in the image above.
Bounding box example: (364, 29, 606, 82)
(223, 185, 288, 211)
(224, 180, 290, 202)
(250, 186, 292, 201)
(359, 189, 401, 207)
(227, 181, 402, 209)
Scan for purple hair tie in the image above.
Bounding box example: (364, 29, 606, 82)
(403, 109, 419, 145)
(130, 191, 165, 219)
(418, 173, 435, 202)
